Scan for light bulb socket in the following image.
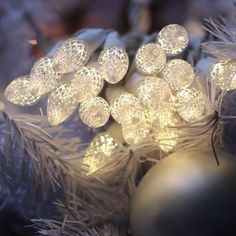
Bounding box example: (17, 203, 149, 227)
(104, 32, 125, 49)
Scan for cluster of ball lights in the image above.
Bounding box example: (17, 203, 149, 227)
(4, 24, 213, 174)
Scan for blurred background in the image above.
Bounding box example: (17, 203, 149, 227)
(0, 0, 235, 235)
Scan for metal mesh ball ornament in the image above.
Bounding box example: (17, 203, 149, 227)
(98, 46, 129, 84)
(4, 76, 40, 106)
(47, 84, 78, 126)
(29, 57, 61, 97)
(71, 66, 104, 102)
(157, 24, 189, 55)
(135, 43, 167, 75)
(176, 88, 205, 122)
(137, 76, 173, 109)
(110, 92, 144, 125)
(79, 97, 110, 128)
(210, 61, 236, 90)
(162, 59, 195, 90)
(52, 38, 89, 73)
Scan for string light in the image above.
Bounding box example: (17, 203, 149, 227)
(4, 76, 40, 106)
(47, 84, 78, 126)
(210, 61, 236, 90)
(29, 57, 61, 97)
(122, 111, 151, 145)
(79, 97, 110, 128)
(71, 66, 104, 102)
(157, 24, 189, 55)
(111, 92, 144, 125)
(176, 88, 205, 122)
(137, 76, 172, 109)
(135, 43, 167, 75)
(83, 133, 119, 175)
(52, 38, 89, 73)
(162, 59, 195, 90)
(98, 46, 129, 84)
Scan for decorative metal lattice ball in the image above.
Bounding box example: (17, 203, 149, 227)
(210, 61, 236, 90)
(176, 88, 205, 122)
(135, 43, 167, 75)
(52, 38, 89, 73)
(98, 46, 129, 84)
(111, 92, 144, 125)
(157, 24, 189, 55)
(71, 66, 104, 102)
(79, 97, 110, 128)
(162, 59, 195, 90)
(47, 84, 78, 126)
(137, 76, 172, 109)
(29, 57, 61, 96)
(4, 76, 40, 106)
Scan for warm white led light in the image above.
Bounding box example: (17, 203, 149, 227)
(98, 46, 129, 84)
(137, 76, 172, 109)
(135, 43, 167, 75)
(71, 66, 104, 102)
(47, 84, 78, 126)
(176, 88, 205, 122)
(157, 24, 189, 55)
(162, 59, 194, 90)
(52, 38, 89, 73)
(4, 76, 40, 106)
(79, 97, 110, 128)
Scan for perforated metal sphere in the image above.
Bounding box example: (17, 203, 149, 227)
(52, 38, 89, 73)
(157, 24, 189, 55)
(176, 88, 205, 122)
(79, 97, 110, 128)
(98, 46, 129, 84)
(71, 66, 104, 102)
(210, 61, 236, 90)
(83, 133, 119, 175)
(47, 84, 78, 126)
(4, 76, 40, 106)
(111, 92, 144, 125)
(29, 57, 61, 97)
(135, 43, 167, 75)
(137, 76, 172, 109)
(163, 59, 194, 90)
(122, 111, 151, 145)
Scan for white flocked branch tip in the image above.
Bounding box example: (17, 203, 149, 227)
(162, 59, 195, 90)
(47, 84, 79, 126)
(135, 43, 167, 75)
(4, 75, 41, 106)
(157, 24, 189, 56)
(70, 66, 104, 102)
(29, 57, 61, 97)
(79, 97, 110, 128)
(83, 133, 120, 175)
(137, 76, 173, 109)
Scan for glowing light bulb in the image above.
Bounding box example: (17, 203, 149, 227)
(47, 84, 78, 126)
(79, 97, 110, 128)
(162, 59, 194, 90)
(154, 127, 178, 152)
(210, 61, 236, 90)
(110, 92, 144, 125)
(176, 88, 205, 122)
(122, 111, 151, 145)
(83, 133, 120, 175)
(29, 57, 61, 97)
(137, 76, 173, 109)
(52, 38, 89, 73)
(98, 46, 129, 84)
(4, 76, 40, 106)
(71, 66, 104, 102)
(157, 24, 189, 55)
(135, 43, 167, 75)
